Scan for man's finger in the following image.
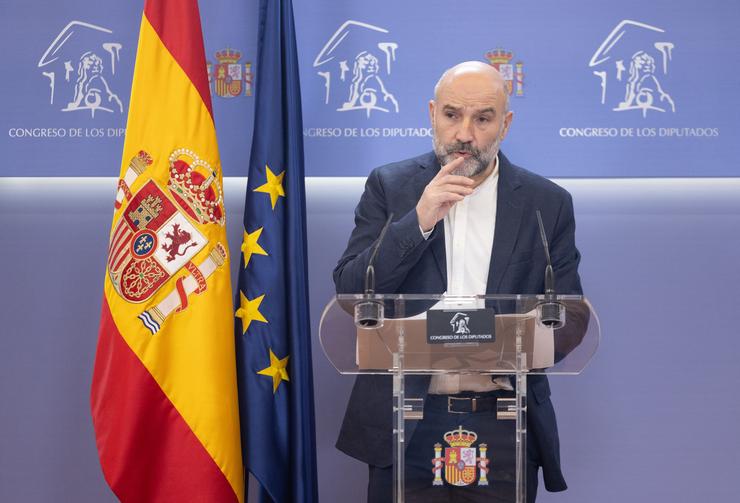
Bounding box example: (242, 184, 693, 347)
(436, 156, 465, 178)
(434, 191, 467, 204)
(435, 184, 474, 197)
(438, 173, 475, 187)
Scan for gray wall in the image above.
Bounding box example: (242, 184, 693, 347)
(1, 177, 739, 502)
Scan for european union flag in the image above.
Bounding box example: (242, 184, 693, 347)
(234, 0, 318, 501)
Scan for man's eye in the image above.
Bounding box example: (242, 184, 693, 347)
(445, 112, 457, 119)
(477, 116, 491, 123)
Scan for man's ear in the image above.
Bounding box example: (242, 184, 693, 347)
(429, 100, 436, 127)
(501, 110, 514, 140)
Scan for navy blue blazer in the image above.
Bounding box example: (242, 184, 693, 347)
(333, 151, 583, 493)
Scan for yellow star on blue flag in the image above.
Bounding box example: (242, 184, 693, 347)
(235, 293, 268, 334)
(254, 164, 285, 209)
(257, 349, 290, 393)
(241, 227, 268, 268)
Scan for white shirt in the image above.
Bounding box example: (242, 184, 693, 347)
(424, 155, 513, 394)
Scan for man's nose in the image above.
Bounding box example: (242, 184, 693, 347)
(455, 117, 474, 143)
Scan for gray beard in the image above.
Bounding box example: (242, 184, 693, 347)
(432, 136, 501, 178)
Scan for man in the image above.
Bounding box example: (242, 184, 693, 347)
(333, 61, 583, 502)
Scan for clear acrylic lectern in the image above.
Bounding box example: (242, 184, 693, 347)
(319, 294, 599, 503)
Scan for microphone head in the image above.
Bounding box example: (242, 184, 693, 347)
(544, 264, 556, 295)
(354, 299, 384, 329)
(537, 300, 565, 329)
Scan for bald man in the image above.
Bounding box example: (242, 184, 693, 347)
(334, 62, 583, 502)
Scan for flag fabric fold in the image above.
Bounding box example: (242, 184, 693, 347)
(91, 0, 243, 501)
(235, 0, 318, 501)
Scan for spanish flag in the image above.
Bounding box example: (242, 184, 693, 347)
(91, 0, 243, 501)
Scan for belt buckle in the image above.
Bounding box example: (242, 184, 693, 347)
(447, 396, 476, 414)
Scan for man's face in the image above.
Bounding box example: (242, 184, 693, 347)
(430, 71, 513, 177)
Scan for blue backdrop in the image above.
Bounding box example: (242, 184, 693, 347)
(1, 1, 740, 502)
(2, 0, 738, 177)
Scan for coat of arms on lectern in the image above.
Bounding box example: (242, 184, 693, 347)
(431, 426, 490, 487)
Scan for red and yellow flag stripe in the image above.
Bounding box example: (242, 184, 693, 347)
(91, 1, 243, 501)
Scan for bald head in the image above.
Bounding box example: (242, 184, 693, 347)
(429, 60, 514, 178)
(434, 61, 509, 112)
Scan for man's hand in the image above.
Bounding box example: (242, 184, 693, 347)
(416, 157, 474, 232)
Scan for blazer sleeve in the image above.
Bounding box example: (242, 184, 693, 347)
(333, 168, 435, 294)
(549, 190, 583, 296)
(548, 189, 590, 361)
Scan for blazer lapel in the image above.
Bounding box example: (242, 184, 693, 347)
(487, 153, 524, 294)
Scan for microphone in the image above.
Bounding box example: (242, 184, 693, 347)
(536, 210, 565, 329)
(355, 213, 394, 328)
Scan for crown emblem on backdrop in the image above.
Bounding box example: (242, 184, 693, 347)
(485, 48, 513, 65)
(444, 426, 478, 447)
(167, 148, 225, 226)
(215, 48, 242, 64)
